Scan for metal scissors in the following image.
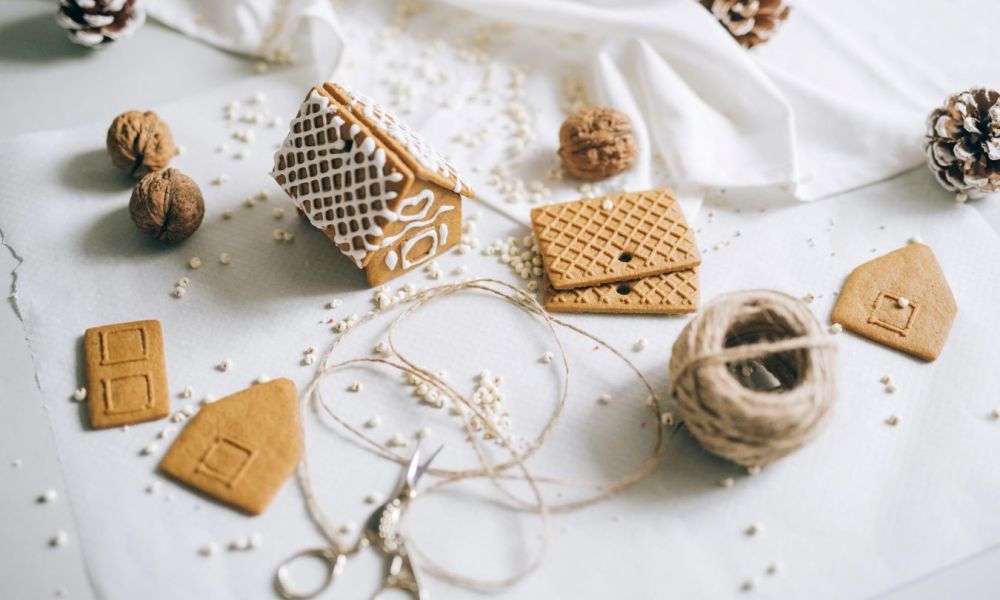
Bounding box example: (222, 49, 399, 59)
(275, 444, 443, 600)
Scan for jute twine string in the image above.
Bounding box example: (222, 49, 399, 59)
(295, 279, 666, 592)
(669, 289, 837, 468)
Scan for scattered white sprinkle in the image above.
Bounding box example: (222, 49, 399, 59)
(11, 459, 23, 468)
(211, 175, 229, 185)
(219, 253, 232, 265)
(157, 425, 176, 439)
(597, 394, 611, 405)
(249, 532, 264, 549)
(747, 465, 761, 476)
(349, 381, 362, 392)
(250, 92, 267, 104)
(634, 338, 648, 352)
(364, 492, 382, 504)
(172, 286, 186, 299)
(218, 359, 233, 372)
(303, 354, 315, 365)
(201, 394, 216, 405)
(233, 150, 250, 160)
(956, 192, 969, 203)
(766, 562, 780, 575)
(198, 543, 219, 557)
(273, 207, 285, 219)
(803, 292, 816, 303)
(600, 199, 614, 211)
(416, 427, 432, 439)
(141, 442, 159, 456)
(540, 351, 554, 364)
(660, 412, 675, 426)
(745, 523, 761, 536)
(387, 433, 409, 448)
(741, 578, 756, 592)
(189, 257, 202, 269)
(180, 404, 196, 417)
(72, 388, 87, 402)
(327, 299, 343, 309)
(887, 414, 900, 426)
(338, 522, 356, 535)
(230, 537, 250, 551)
(176, 144, 186, 155)
(885, 384, 897, 394)
(897, 297, 910, 309)
(50, 530, 69, 548)
(256, 191, 269, 202)
(719, 477, 735, 488)
(145, 481, 161, 494)
(222, 209, 234, 220)
(880, 375, 893, 385)
(908, 235, 923, 245)
(374, 342, 390, 355)
(256, 375, 271, 385)
(181, 386, 194, 399)
(170, 411, 187, 424)
(38, 489, 58, 503)
(254, 61, 269, 74)
(364, 416, 382, 429)
(177, 276, 190, 288)
(991, 409, 1000, 421)
(829, 323, 843, 334)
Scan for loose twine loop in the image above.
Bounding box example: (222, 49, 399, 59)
(668, 290, 838, 468)
(296, 278, 666, 592)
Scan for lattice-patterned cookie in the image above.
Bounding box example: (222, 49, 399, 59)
(271, 84, 474, 285)
(544, 269, 699, 315)
(531, 189, 700, 290)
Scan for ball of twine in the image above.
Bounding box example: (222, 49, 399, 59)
(669, 290, 837, 468)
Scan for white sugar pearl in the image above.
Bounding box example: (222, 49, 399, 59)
(145, 481, 160, 494)
(829, 323, 843, 334)
(416, 427, 431, 439)
(249, 532, 264, 549)
(157, 425, 175, 439)
(634, 338, 648, 351)
(364, 416, 382, 429)
(887, 414, 900, 426)
(39, 489, 58, 503)
(387, 433, 409, 448)
(601, 199, 614, 211)
(219, 253, 232, 265)
(172, 286, 186, 298)
(897, 297, 910, 308)
(745, 523, 761, 536)
(141, 442, 159, 455)
(189, 257, 202, 269)
(218, 359, 233, 372)
(327, 299, 342, 309)
(597, 394, 611, 405)
(181, 404, 196, 417)
(199, 543, 219, 556)
(230, 537, 250, 551)
(349, 382, 362, 392)
(72, 388, 87, 402)
(182, 386, 194, 398)
(50, 530, 69, 548)
(303, 354, 315, 365)
(660, 412, 675, 426)
(338, 522, 356, 535)
(540, 352, 553, 364)
(719, 477, 735, 488)
(273, 208, 285, 219)
(201, 394, 216, 405)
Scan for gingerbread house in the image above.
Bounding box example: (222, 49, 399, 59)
(271, 82, 474, 286)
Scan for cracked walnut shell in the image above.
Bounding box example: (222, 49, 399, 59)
(130, 169, 204, 243)
(107, 110, 176, 177)
(558, 107, 637, 181)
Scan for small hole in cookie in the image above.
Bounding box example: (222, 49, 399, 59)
(618, 252, 633, 263)
(616, 284, 631, 295)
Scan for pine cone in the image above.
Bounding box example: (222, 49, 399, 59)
(925, 88, 1000, 201)
(701, 0, 791, 49)
(56, 0, 145, 48)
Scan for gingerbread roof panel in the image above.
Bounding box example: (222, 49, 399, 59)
(323, 82, 474, 198)
(271, 89, 415, 268)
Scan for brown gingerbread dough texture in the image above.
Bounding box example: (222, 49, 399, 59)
(130, 168, 204, 243)
(558, 107, 637, 181)
(106, 110, 176, 177)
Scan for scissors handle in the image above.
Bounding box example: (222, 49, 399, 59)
(372, 552, 424, 600)
(274, 547, 346, 600)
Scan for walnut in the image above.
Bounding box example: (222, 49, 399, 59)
(558, 107, 637, 181)
(106, 110, 176, 177)
(130, 169, 204, 243)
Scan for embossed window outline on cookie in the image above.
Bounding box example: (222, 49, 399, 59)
(99, 326, 149, 365)
(101, 373, 153, 415)
(195, 435, 256, 488)
(867, 292, 919, 336)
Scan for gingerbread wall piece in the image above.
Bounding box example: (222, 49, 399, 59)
(84, 320, 169, 429)
(531, 189, 701, 290)
(159, 378, 302, 515)
(271, 83, 473, 286)
(831, 243, 957, 361)
(544, 269, 699, 315)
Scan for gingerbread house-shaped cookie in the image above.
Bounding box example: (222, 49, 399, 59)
(271, 83, 474, 286)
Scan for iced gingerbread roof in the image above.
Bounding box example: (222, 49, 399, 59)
(270, 83, 472, 268)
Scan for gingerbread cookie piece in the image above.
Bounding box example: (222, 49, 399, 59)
(544, 269, 699, 315)
(159, 378, 302, 515)
(270, 83, 474, 287)
(831, 243, 957, 361)
(531, 189, 700, 290)
(84, 320, 169, 429)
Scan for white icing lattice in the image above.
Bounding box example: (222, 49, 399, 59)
(271, 91, 406, 267)
(337, 84, 471, 196)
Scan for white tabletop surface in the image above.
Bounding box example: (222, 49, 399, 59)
(2, 1, 999, 598)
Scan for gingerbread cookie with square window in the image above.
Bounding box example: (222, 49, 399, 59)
(831, 243, 957, 361)
(160, 378, 302, 515)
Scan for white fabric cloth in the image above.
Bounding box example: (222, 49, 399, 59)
(148, 0, 1000, 208)
(145, 0, 344, 80)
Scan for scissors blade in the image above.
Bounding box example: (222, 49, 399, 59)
(415, 445, 443, 482)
